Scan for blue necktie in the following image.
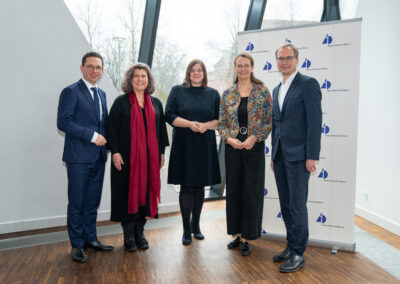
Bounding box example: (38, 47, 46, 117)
(91, 87, 100, 121)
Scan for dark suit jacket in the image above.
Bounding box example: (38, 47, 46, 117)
(271, 72, 322, 162)
(57, 79, 108, 163)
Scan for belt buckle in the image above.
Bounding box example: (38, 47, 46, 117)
(239, 127, 248, 135)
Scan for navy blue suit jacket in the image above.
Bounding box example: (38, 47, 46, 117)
(271, 72, 322, 162)
(57, 79, 108, 163)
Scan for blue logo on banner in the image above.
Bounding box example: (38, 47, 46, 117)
(277, 211, 282, 218)
(301, 58, 311, 69)
(285, 38, 292, 43)
(318, 168, 328, 179)
(321, 124, 330, 134)
(264, 188, 268, 196)
(322, 34, 333, 45)
(317, 213, 327, 224)
(265, 146, 270, 154)
(263, 61, 272, 71)
(321, 79, 331, 89)
(246, 42, 254, 52)
(261, 228, 267, 235)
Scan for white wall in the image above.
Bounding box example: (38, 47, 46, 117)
(0, 0, 178, 234)
(355, 0, 400, 236)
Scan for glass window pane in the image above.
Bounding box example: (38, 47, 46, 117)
(262, 0, 323, 28)
(340, 0, 358, 19)
(152, 0, 250, 104)
(64, 0, 146, 91)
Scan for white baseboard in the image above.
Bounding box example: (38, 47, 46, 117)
(158, 202, 180, 214)
(0, 203, 180, 235)
(356, 206, 400, 237)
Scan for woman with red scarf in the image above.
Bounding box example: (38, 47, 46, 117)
(106, 63, 169, 251)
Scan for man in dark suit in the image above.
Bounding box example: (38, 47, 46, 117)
(57, 52, 113, 263)
(270, 43, 322, 273)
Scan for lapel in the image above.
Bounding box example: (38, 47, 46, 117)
(78, 79, 98, 122)
(273, 83, 281, 118)
(280, 72, 301, 116)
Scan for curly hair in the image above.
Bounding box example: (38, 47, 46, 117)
(121, 63, 155, 94)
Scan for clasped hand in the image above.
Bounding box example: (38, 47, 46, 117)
(227, 136, 256, 150)
(189, 121, 207, 133)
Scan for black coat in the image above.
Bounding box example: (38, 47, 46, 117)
(106, 94, 169, 221)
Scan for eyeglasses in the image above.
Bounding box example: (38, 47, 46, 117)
(190, 69, 203, 73)
(85, 65, 103, 71)
(236, 64, 251, 69)
(276, 56, 296, 62)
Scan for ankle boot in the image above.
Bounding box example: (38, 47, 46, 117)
(191, 215, 204, 240)
(182, 218, 192, 245)
(122, 222, 137, 252)
(134, 219, 149, 249)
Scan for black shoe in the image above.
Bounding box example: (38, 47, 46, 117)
(135, 235, 149, 249)
(71, 247, 86, 263)
(279, 255, 305, 273)
(182, 218, 192, 245)
(122, 222, 137, 252)
(182, 234, 192, 245)
(273, 247, 291, 262)
(83, 240, 114, 251)
(227, 236, 241, 249)
(241, 242, 251, 256)
(133, 221, 149, 249)
(191, 219, 205, 240)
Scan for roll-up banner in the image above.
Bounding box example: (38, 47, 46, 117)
(238, 19, 362, 251)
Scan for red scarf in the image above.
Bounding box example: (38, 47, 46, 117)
(128, 91, 160, 218)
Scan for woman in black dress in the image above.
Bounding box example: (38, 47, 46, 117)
(106, 63, 169, 251)
(165, 59, 221, 245)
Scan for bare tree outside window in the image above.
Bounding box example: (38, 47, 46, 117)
(77, 0, 101, 49)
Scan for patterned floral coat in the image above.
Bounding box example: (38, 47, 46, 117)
(218, 82, 272, 142)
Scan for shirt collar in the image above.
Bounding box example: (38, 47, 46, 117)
(82, 78, 97, 91)
(281, 70, 298, 86)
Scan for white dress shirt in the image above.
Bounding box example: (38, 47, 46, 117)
(278, 71, 298, 111)
(82, 78, 102, 143)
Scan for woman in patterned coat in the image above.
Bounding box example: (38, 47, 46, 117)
(218, 52, 272, 256)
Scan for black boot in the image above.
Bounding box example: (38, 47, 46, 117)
(122, 222, 137, 252)
(191, 215, 204, 240)
(182, 218, 192, 245)
(134, 219, 149, 249)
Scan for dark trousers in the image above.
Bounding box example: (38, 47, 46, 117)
(66, 157, 105, 248)
(225, 141, 265, 240)
(273, 144, 310, 256)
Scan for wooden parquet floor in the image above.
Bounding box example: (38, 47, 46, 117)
(0, 214, 399, 284)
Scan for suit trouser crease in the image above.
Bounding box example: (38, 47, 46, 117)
(67, 159, 105, 248)
(225, 142, 265, 240)
(273, 145, 309, 255)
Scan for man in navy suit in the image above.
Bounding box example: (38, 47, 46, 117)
(270, 43, 322, 273)
(57, 52, 113, 263)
